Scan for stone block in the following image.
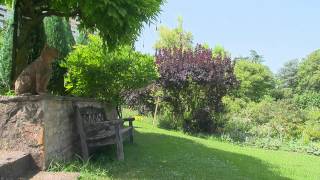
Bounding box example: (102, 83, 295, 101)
(0, 95, 117, 169)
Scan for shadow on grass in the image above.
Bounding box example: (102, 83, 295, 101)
(84, 130, 291, 180)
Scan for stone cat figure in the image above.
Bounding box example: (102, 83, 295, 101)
(14, 44, 59, 95)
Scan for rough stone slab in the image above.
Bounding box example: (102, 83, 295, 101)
(0, 151, 37, 178)
(0, 95, 118, 169)
(30, 172, 80, 180)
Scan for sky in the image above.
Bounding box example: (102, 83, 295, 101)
(135, 0, 320, 72)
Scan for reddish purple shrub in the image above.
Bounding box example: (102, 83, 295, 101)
(155, 45, 238, 133)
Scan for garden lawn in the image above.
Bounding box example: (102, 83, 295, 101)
(52, 111, 320, 180)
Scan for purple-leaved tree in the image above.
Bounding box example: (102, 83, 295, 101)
(155, 45, 238, 133)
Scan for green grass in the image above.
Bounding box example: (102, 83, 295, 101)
(51, 109, 320, 180)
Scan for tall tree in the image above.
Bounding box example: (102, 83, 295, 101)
(233, 59, 275, 101)
(154, 16, 193, 50)
(249, 50, 264, 63)
(297, 49, 320, 92)
(44, 16, 75, 95)
(0, 0, 164, 86)
(277, 59, 299, 89)
(156, 45, 238, 133)
(235, 50, 264, 63)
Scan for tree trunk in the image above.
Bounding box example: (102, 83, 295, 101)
(10, 0, 19, 87)
(11, 1, 45, 87)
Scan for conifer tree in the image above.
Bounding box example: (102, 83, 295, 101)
(44, 16, 75, 95)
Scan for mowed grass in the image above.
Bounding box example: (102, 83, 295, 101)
(52, 109, 320, 180)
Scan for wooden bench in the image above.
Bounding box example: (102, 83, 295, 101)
(73, 105, 134, 161)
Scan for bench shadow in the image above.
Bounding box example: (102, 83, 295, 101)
(90, 131, 291, 180)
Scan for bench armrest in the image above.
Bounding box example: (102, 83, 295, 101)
(122, 117, 135, 127)
(123, 117, 135, 122)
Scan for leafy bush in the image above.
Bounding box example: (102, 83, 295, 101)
(123, 84, 157, 115)
(221, 96, 320, 155)
(155, 45, 238, 133)
(233, 59, 275, 102)
(223, 98, 306, 141)
(294, 91, 320, 108)
(302, 107, 320, 142)
(64, 35, 158, 105)
(271, 87, 294, 100)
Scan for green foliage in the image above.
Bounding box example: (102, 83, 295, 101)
(0, 29, 3, 48)
(0, 15, 13, 94)
(44, 16, 75, 95)
(0, 0, 12, 7)
(48, 0, 164, 48)
(297, 49, 320, 92)
(294, 91, 320, 108)
(0, 0, 164, 49)
(1, 0, 163, 86)
(221, 96, 320, 155)
(64, 35, 158, 105)
(277, 59, 300, 89)
(233, 59, 275, 101)
(212, 44, 230, 59)
(154, 16, 193, 50)
(248, 50, 264, 63)
(224, 98, 306, 140)
(76, 31, 89, 45)
(303, 107, 320, 142)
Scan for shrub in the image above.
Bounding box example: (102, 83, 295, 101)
(158, 109, 180, 130)
(303, 107, 320, 142)
(123, 84, 157, 115)
(155, 45, 238, 133)
(294, 91, 320, 108)
(64, 35, 158, 105)
(223, 98, 306, 141)
(221, 96, 320, 155)
(271, 87, 294, 100)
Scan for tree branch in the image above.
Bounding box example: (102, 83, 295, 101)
(41, 9, 80, 18)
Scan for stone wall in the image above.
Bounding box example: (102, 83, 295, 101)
(0, 95, 118, 169)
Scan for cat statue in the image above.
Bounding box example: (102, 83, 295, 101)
(14, 44, 59, 95)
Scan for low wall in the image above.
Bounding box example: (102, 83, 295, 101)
(0, 95, 117, 169)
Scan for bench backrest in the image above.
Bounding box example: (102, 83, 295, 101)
(76, 106, 109, 134)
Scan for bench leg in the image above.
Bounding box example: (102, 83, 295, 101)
(129, 121, 133, 144)
(115, 125, 124, 161)
(75, 108, 90, 161)
(129, 128, 133, 144)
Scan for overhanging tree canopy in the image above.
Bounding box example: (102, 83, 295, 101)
(0, 0, 164, 85)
